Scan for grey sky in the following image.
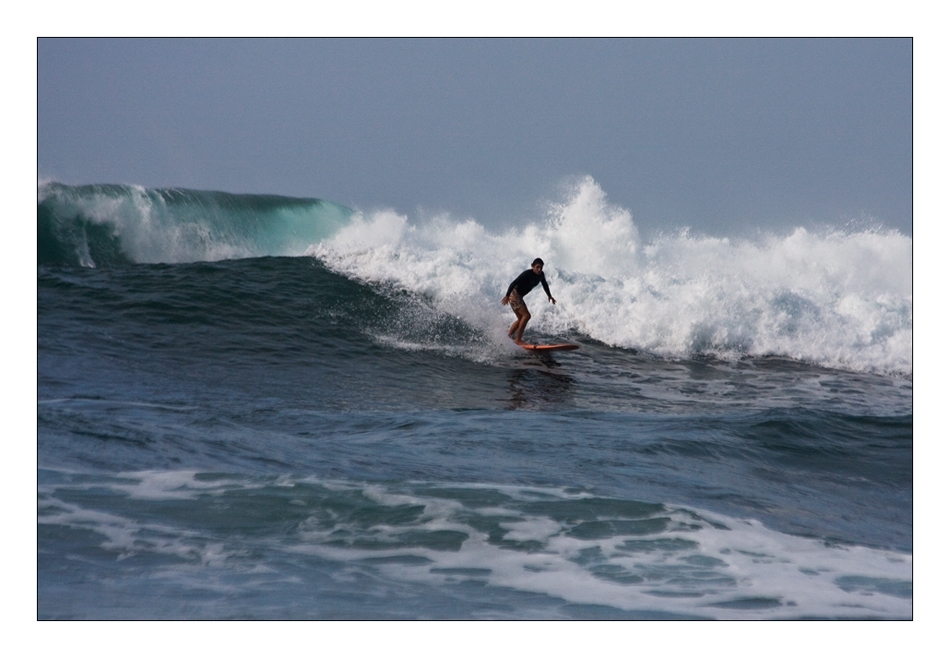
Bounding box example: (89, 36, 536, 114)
(38, 38, 911, 237)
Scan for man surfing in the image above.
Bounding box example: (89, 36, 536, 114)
(502, 258, 556, 345)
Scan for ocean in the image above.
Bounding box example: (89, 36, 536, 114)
(37, 178, 912, 620)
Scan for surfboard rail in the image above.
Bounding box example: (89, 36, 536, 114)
(517, 343, 579, 352)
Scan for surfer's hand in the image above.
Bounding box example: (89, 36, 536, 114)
(549, 297, 557, 305)
(502, 296, 509, 306)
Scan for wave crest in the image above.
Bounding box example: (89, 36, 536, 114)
(38, 182, 352, 267)
(310, 177, 911, 375)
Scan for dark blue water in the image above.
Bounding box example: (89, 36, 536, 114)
(38, 255, 912, 620)
(37, 182, 912, 619)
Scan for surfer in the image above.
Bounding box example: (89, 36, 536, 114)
(502, 258, 557, 344)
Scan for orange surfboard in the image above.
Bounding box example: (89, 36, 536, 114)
(518, 343, 579, 352)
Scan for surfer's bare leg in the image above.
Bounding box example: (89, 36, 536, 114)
(503, 291, 530, 344)
(507, 309, 520, 338)
(509, 306, 531, 343)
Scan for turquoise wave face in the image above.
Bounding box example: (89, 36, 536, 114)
(37, 182, 353, 267)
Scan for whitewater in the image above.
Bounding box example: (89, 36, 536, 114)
(37, 177, 912, 619)
(40, 177, 911, 376)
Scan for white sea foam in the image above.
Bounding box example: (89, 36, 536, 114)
(289, 482, 912, 620)
(38, 496, 234, 567)
(39, 473, 911, 619)
(309, 176, 911, 375)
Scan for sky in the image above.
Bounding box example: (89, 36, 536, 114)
(38, 38, 911, 238)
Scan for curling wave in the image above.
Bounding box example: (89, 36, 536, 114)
(309, 177, 912, 375)
(38, 182, 352, 267)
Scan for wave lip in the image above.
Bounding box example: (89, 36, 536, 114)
(38, 182, 353, 267)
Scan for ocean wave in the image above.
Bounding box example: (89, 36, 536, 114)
(309, 177, 911, 375)
(37, 182, 352, 267)
(37, 178, 911, 374)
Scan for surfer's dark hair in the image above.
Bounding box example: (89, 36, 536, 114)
(532, 258, 544, 267)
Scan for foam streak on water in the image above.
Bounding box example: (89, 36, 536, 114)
(38, 471, 911, 620)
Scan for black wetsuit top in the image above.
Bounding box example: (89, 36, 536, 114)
(506, 269, 552, 299)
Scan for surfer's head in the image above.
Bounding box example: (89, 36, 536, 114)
(531, 258, 544, 273)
